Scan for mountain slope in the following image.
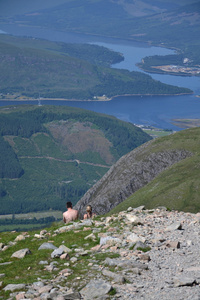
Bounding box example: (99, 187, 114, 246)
(75, 127, 200, 216)
(0, 104, 151, 215)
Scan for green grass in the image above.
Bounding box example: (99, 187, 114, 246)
(137, 247, 151, 253)
(0, 223, 48, 232)
(0, 220, 120, 298)
(142, 129, 173, 138)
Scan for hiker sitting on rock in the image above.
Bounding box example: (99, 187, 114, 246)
(84, 205, 96, 219)
(63, 201, 79, 224)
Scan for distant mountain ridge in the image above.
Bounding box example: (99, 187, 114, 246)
(6, 0, 199, 69)
(75, 127, 200, 216)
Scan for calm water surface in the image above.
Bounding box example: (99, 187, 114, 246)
(1, 24, 200, 130)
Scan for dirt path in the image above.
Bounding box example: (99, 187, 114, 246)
(19, 156, 111, 168)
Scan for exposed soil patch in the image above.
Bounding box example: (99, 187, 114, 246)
(47, 120, 115, 165)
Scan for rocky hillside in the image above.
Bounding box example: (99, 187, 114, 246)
(0, 206, 200, 299)
(75, 127, 200, 216)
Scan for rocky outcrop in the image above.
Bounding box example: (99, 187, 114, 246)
(75, 140, 192, 216)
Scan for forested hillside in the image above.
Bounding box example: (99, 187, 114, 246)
(0, 34, 192, 100)
(0, 105, 151, 215)
(0, 136, 23, 179)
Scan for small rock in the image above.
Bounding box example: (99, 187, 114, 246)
(90, 244, 101, 251)
(34, 234, 44, 239)
(11, 248, 31, 259)
(51, 248, 64, 258)
(38, 284, 52, 294)
(39, 260, 48, 265)
(133, 241, 147, 250)
(102, 269, 126, 284)
(63, 289, 81, 299)
(15, 234, 26, 242)
(59, 268, 72, 276)
(127, 233, 145, 243)
(38, 243, 57, 250)
(165, 222, 182, 231)
(84, 233, 96, 241)
(80, 279, 112, 299)
(105, 217, 113, 224)
(126, 214, 142, 225)
(15, 292, 25, 300)
(173, 276, 196, 287)
(60, 253, 70, 260)
(70, 257, 78, 263)
(81, 219, 93, 226)
(40, 230, 47, 235)
(32, 281, 44, 290)
(127, 207, 133, 212)
(138, 253, 151, 262)
(4, 283, 26, 292)
(134, 205, 145, 212)
(59, 245, 72, 253)
(165, 241, 180, 249)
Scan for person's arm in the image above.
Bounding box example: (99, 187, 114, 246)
(76, 210, 79, 220)
(63, 213, 66, 223)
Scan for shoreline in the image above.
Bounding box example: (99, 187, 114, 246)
(137, 64, 200, 78)
(0, 91, 194, 103)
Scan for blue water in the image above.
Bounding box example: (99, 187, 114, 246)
(1, 24, 200, 130)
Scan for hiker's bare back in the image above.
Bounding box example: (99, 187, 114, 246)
(63, 201, 79, 224)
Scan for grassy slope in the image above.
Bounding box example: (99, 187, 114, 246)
(109, 127, 200, 214)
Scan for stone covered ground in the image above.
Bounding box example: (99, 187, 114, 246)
(1, 206, 200, 299)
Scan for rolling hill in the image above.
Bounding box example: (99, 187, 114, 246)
(75, 126, 200, 216)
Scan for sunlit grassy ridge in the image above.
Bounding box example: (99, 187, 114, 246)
(109, 127, 200, 215)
